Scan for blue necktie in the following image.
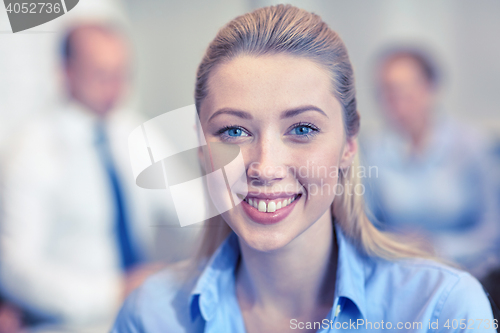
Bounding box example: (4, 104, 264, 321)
(95, 121, 140, 271)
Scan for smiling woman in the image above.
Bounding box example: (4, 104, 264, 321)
(112, 4, 494, 333)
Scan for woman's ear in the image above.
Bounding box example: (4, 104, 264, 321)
(339, 137, 358, 169)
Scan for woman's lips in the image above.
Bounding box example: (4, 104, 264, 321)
(240, 193, 301, 225)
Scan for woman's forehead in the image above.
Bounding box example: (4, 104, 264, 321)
(201, 54, 339, 120)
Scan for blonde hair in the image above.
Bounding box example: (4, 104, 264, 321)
(193, 4, 433, 265)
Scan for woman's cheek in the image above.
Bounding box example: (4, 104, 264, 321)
(296, 151, 340, 200)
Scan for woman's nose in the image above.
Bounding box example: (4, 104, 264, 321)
(246, 137, 287, 185)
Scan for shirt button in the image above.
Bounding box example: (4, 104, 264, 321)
(334, 304, 341, 317)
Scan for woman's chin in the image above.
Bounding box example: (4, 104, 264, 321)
(221, 205, 306, 253)
(235, 227, 297, 253)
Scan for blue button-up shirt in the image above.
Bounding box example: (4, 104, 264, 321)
(112, 225, 494, 332)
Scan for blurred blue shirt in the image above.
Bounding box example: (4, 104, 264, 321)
(362, 116, 500, 277)
(112, 224, 494, 332)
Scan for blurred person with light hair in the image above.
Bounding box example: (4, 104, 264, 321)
(0, 23, 180, 331)
(362, 46, 499, 279)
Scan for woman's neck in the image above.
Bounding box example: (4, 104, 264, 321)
(235, 210, 337, 320)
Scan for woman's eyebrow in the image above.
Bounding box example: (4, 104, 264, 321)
(208, 108, 253, 122)
(208, 105, 328, 122)
(281, 105, 328, 119)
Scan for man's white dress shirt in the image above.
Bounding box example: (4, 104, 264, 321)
(0, 102, 179, 328)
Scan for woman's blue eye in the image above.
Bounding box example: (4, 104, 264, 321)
(293, 125, 313, 135)
(227, 128, 243, 137)
(217, 126, 249, 139)
(286, 123, 319, 139)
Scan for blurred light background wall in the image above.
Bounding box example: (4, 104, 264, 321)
(122, 0, 500, 134)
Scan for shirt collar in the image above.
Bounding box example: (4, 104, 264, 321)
(189, 232, 240, 321)
(332, 223, 367, 321)
(65, 100, 100, 121)
(189, 224, 367, 322)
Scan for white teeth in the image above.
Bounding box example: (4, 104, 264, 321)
(246, 196, 298, 213)
(258, 200, 267, 212)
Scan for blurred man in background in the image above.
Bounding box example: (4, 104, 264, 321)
(362, 46, 499, 279)
(0, 23, 175, 332)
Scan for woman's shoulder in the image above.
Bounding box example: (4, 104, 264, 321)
(366, 256, 493, 321)
(140, 260, 196, 296)
(112, 260, 203, 333)
(382, 257, 483, 297)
